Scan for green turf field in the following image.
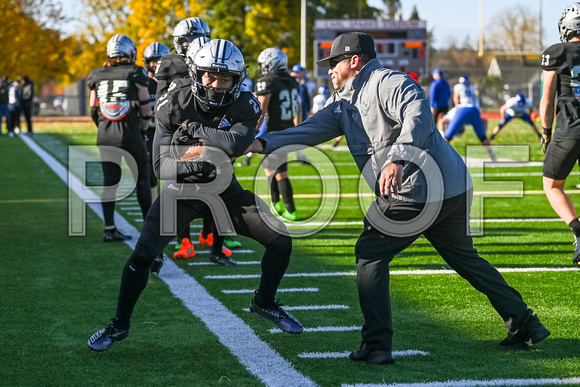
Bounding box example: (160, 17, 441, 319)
(1, 119, 579, 386)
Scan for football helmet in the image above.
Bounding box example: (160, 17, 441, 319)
(172, 17, 211, 57)
(459, 75, 470, 85)
(319, 85, 330, 96)
(515, 93, 526, 106)
(188, 39, 246, 108)
(143, 42, 171, 72)
(559, 3, 580, 42)
(257, 48, 288, 74)
(107, 34, 137, 62)
(183, 37, 210, 67)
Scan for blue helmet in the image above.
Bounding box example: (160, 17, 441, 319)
(292, 64, 306, 73)
(515, 93, 526, 106)
(318, 85, 330, 96)
(459, 75, 470, 85)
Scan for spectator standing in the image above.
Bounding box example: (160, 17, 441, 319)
(0, 77, 10, 135)
(7, 79, 21, 136)
(429, 68, 451, 125)
(20, 76, 34, 134)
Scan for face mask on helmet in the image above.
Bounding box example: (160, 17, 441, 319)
(143, 42, 171, 72)
(516, 93, 526, 106)
(189, 39, 246, 109)
(107, 34, 137, 63)
(559, 3, 580, 42)
(172, 17, 211, 56)
(257, 48, 288, 74)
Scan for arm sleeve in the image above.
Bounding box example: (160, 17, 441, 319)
(260, 104, 343, 153)
(190, 118, 258, 158)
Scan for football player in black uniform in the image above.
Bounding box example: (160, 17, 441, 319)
(88, 39, 303, 352)
(256, 48, 302, 221)
(155, 17, 210, 97)
(541, 2, 580, 265)
(87, 34, 152, 242)
(143, 41, 171, 202)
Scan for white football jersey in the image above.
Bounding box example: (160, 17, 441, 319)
(505, 96, 532, 117)
(454, 83, 478, 107)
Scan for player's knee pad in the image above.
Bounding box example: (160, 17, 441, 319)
(264, 234, 292, 257)
(130, 245, 158, 268)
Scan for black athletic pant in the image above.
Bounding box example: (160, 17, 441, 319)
(99, 142, 151, 228)
(115, 181, 292, 327)
(21, 103, 33, 133)
(354, 191, 532, 352)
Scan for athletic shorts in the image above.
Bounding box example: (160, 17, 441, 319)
(543, 138, 580, 180)
(262, 152, 289, 173)
(498, 113, 533, 128)
(433, 106, 449, 122)
(444, 106, 486, 140)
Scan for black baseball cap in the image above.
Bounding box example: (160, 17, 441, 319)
(317, 32, 376, 67)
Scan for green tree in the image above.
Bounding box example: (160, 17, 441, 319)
(383, 0, 401, 20)
(409, 5, 419, 20)
(0, 0, 72, 83)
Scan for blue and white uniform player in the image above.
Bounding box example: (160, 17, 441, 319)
(490, 93, 542, 140)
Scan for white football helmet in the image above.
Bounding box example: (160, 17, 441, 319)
(189, 39, 246, 108)
(559, 3, 580, 42)
(143, 42, 171, 72)
(257, 48, 288, 74)
(172, 17, 211, 56)
(107, 34, 137, 63)
(184, 37, 211, 68)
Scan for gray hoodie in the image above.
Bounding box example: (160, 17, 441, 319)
(260, 59, 472, 203)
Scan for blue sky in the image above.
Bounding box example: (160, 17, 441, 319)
(57, 0, 564, 50)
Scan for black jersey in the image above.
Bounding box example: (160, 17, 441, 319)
(542, 41, 580, 139)
(87, 64, 149, 146)
(154, 86, 262, 183)
(256, 71, 300, 133)
(155, 54, 189, 97)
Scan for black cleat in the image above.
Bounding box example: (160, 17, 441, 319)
(349, 342, 395, 365)
(88, 318, 129, 352)
(250, 293, 303, 334)
(573, 237, 580, 265)
(150, 254, 165, 274)
(209, 251, 237, 266)
(103, 228, 132, 242)
(500, 314, 550, 349)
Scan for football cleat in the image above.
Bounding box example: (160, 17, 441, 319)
(103, 228, 132, 242)
(224, 236, 242, 249)
(88, 318, 129, 352)
(499, 314, 550, 349)
(150, 254, 165, 274)
(173, 238, 195, 259)
(199, 231, 214, 248)
(281, 209, 300, 221)
(270, 201, 284, 215)
(573, 237, 580, 265)
(349, 342, 395, 365)
(250, 294, 303, 334)
(209, 251, 237, 266)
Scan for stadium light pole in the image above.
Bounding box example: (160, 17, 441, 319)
(301, 0, 307, 68)
(478, 0, 484, 57)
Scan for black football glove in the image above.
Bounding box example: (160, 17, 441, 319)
(170, 120, 203, 159)
(540, 128, 552, 154)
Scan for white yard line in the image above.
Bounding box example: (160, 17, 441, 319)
(299, 349, 429, 359)
(222, 287, 319, 294)
(342, 377, 580, 387)
(20, 134, 316, 387)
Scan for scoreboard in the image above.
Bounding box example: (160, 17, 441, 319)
(314, 19, 428, 80)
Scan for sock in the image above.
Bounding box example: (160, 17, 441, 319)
(568, 218, 580, 238)
(270, 177, 280, 204)
(202, 218, 212, 238)
(115, 258, 150, 328)
(102, 201, 116, 228)
(277, 178, 295, 213)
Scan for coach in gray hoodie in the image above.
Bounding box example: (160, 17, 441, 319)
(245, 32, 549, 364)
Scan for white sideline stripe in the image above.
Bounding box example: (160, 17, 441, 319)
(188, 260, 261, 266)
(205, 267, 580, 280)
(21, 134, 316, 387)
(269, 325, 361, 334)
(222, 287, 319, 294)
(242, 304, 349, 312)
(120, 206, 142, 210)
(283, 218, 564, 228)
(298, 349, 429, 359)
(342, 377, 580, 387)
